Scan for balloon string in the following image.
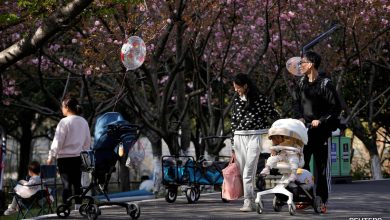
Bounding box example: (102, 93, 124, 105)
(112, 71, 128, 112)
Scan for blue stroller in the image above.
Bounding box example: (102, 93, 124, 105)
(56, 112, 141, 220)
(162, 155, 228, 204)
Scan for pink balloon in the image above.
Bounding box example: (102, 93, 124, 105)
(120, 36, 146, 70)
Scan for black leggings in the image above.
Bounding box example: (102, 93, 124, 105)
(57, 156, 82, 204)
(303, 128, 331, 204)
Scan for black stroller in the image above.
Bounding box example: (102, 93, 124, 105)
(56, 112, 141, 220)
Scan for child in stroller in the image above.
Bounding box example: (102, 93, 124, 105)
(259, 119, 306, 182)
(56, 112, 141, 220)
(255, 118, 324, 215)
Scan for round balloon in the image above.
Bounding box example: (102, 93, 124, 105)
(286, 56, 302, 76)
(120, 36, 146, 70)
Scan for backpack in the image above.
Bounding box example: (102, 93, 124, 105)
(298, 76, 341, 131)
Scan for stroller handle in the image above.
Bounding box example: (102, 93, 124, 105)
(107, 124, 140, 135)
(270, 145, 301, 153)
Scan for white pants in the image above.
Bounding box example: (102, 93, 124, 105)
(233, 130, 264, 200)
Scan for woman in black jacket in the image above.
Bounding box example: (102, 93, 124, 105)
(231, 73, 279, 212)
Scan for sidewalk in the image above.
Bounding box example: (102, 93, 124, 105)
(33, 179, 390, 220)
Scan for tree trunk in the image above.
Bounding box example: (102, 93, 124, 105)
(18, 112, 34, 179)
(370, 154, 383, 180)
(150, 138, 162, 194)
(367, 133, 383, 180)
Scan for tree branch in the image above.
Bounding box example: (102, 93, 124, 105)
(0, 0, 94, 72)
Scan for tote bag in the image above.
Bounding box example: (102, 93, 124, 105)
(222, 154, 243, 200)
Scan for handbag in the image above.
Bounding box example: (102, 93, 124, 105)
(222, 153, 243, 200)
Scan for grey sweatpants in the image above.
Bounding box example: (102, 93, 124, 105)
(233, 129, 266, 200)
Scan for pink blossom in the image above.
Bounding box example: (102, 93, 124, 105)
(287, 11, 295, 18)
(94, 20, 100, 26)
(2, 100, 11, 106)
(255, 18, 265, 26)
(72, 38, 78, 43)
(139, 4, 146, 12)
(159, 75, 169, 84)
(200, 95, 207, 104)
(217, 42, 223, 49)
(280, 13, 289, 21)
(85, 68, 92, 75)
(89, 27, 97, 33)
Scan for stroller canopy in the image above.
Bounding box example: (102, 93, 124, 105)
(93, 112, 138, 153)
(268, 118, 308, 145)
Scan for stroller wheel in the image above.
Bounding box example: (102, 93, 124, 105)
(128, 203, 141, 219)
(56, 204, 71, 218)
(194, 186, 201, 201)
(79, 204, 88, 217)
(165, 188, 177, 203)
(256, 201, 264, 214)
(87, 204, 101, 220)
(272, 196, 283, 212)
(288, 204, 296, 216)
(313, 196, 322, 213)
(186, 188, 196, 203)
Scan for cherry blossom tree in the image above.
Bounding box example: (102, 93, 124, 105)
(0, 0, 389, 182)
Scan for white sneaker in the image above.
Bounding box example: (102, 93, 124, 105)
(239, 199, 255, 212)
(4, 208, 18, 215)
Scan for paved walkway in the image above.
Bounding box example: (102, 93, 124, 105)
(33, 179, 390, 220)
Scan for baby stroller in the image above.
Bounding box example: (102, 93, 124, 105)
(255, 118, 324, 216)
(56, 112, 141, 220)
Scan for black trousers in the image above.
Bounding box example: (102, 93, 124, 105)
(57, 156, 82, 204)
(303, 127, 331, 204)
